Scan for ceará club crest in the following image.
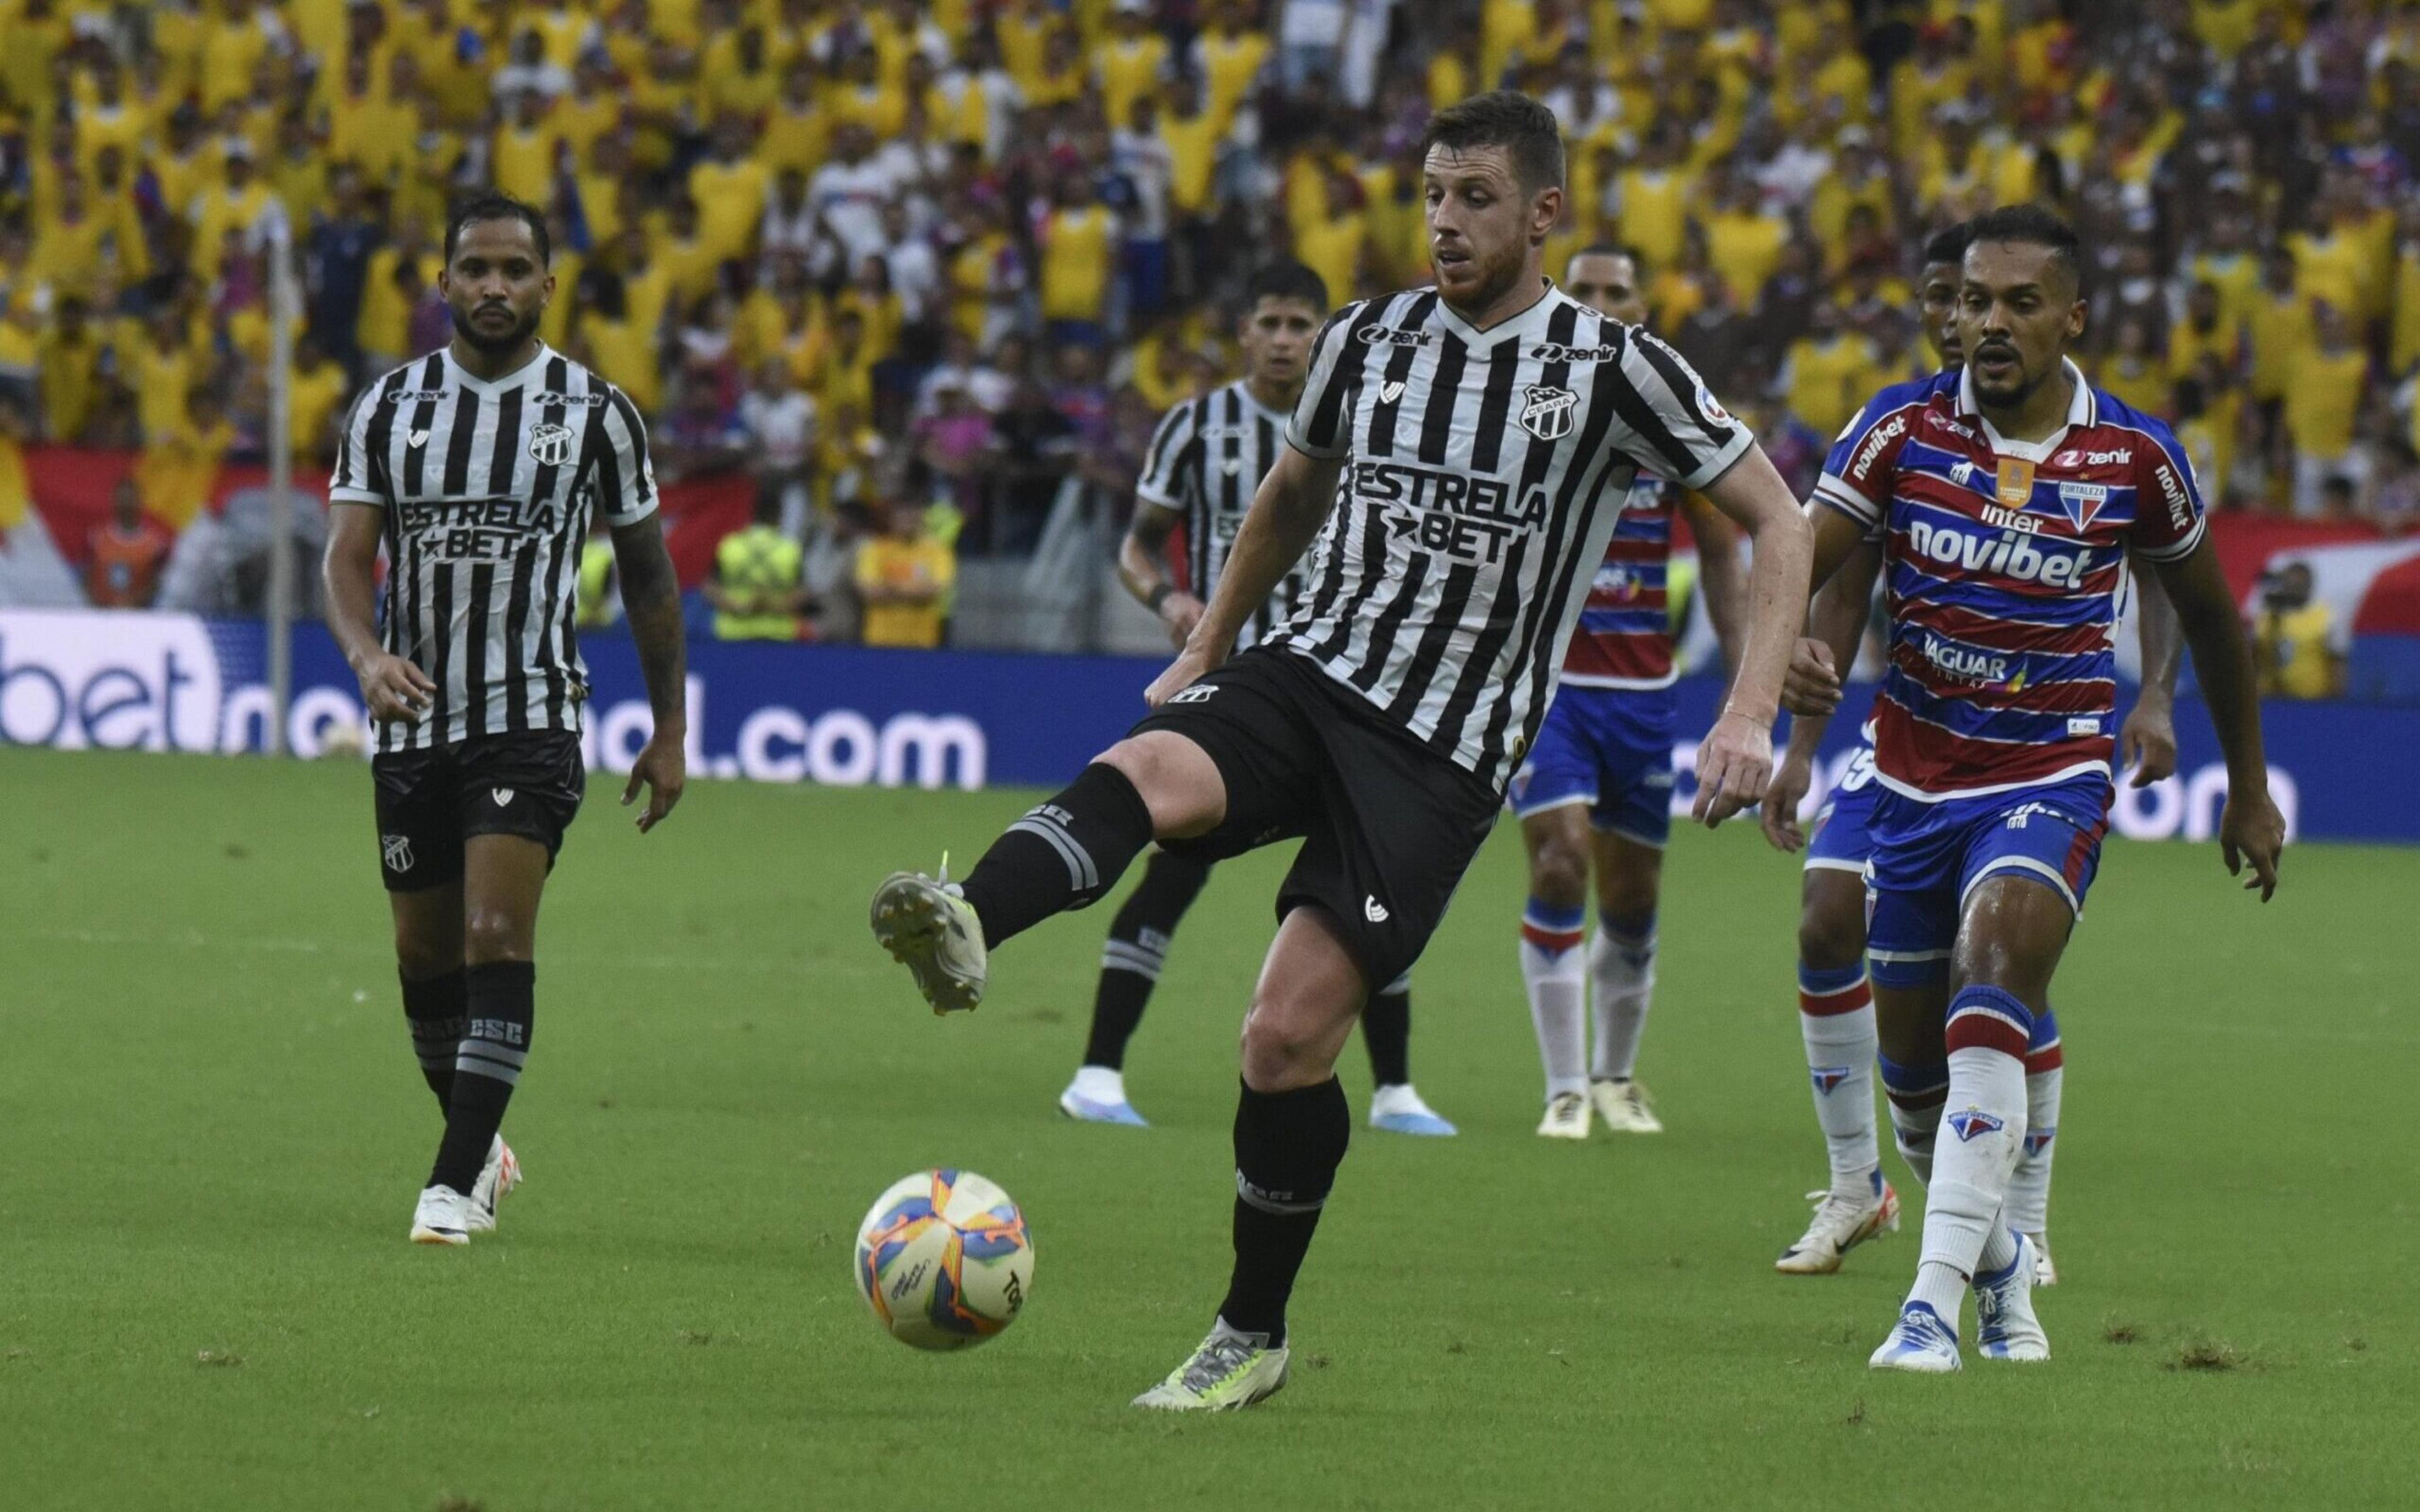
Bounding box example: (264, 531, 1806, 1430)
(526, 421, 577, 466)
(1519, 384, 1578, 441)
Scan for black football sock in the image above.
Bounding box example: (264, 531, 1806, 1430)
(429, 961, 534, 1194)
(1218, 1077, 1351, 1346)
(402, 968, 467, 1112)
(1083, 849, 1213, 1069)
(959, 762, 1156, 948)
(1361, 982, 1411, 1088)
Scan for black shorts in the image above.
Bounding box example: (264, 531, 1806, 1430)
(1130, 646, 1502, 988)
(371, 731, 586, 891)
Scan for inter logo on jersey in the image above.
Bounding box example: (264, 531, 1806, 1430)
(1945, 1108, 2006, 1142)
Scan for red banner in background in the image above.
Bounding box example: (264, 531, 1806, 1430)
(22, 446, 752, 590)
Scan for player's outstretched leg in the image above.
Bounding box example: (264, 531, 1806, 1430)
(873, 735, 1223, 1014)
(1587, 830, 1664, 1131)
(1061, 848, 1214, 1125)
(1136, 908, 1362, 1411)
(1777, 869, 1898, 1274)
(1363, 975, 1455, 1136)
(2003, 1007, 2065, 1284)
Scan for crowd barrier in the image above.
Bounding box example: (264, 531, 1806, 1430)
(3, 607, 2413, 843)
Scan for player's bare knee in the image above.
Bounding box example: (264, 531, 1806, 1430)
(1526, 831, 1589, 908)
(461, 907, 534, 965)
(1238, 995, 1346, 1091)
(1795, 871, 1866, 972)
(1596, 858, 1661, 925)
(1100, 733, 1224, 839)
(393, 929, 459, 979)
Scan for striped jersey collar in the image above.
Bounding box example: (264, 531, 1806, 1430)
(1431, 278, 1562, 346)
(441, 340, 555, 396)
(1955, 355, 2094, 462)
(1233, 381, 1293, 425)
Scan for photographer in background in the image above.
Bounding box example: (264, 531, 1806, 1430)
(2250, 561, 2344, 699)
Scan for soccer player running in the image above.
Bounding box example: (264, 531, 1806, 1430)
(323, 192, 688, 1246)
(1791, 205, 2281, 1372)
(1059, 262, 1457, 1138)
(1761, 221, 2184, 1280)
(870, 91, 1814, 1409)
(1509, 246, 1744, 1140)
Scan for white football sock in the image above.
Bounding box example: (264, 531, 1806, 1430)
(1520, 900, 1589, 1101)
(1913, 1045, 2029, 1291)
(2005, 1041, 2063, 1235)
(1799, 964, 1881, 1196)
(1587, 914, 1656, 1082)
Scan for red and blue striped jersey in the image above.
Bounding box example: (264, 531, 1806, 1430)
(1560, 474, 1678, 689)
(1812, 360, 2207, 800)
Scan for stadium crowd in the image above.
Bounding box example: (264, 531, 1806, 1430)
(2, 0, 2419, 646)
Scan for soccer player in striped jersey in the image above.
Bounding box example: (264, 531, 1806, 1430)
(1507, 246, 1744, 1140)
(1789, 206, 2282, 1372)
(322, 192, 689, 1246)
(870, 91, 1815, 1407)
(1059, 262, 1457, 1138)
(1762, 221, 2182, 1281)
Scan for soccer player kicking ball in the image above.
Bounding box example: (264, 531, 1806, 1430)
(1509, 245, 1744, 1140)
(1060, 262, 1455, 1138)
(1794, 205, 2281, 1372)
(324, 193, 688, 1246)
(1761, 221, 2184, 1280)
(871, 91, 1814, 1409)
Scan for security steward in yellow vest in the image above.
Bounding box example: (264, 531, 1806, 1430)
(708, 500, 809, 641)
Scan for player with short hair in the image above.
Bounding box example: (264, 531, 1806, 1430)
(870, 90, 1814, 1409)
(1509, 244, 1745, 1140)
(1792, 205, 2281, 1371)
(323, 190, 688, 1246)
(1059, 261, 1456, 1138)
(1762, 221, 2184, 1281)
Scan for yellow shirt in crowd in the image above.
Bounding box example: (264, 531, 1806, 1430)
(856, 536, 956, 650)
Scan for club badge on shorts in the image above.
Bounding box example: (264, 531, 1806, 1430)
(527, 421, 577, 467)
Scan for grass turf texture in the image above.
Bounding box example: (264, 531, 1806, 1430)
(3, 747, 2414, 1511)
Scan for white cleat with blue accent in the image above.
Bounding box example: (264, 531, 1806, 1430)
(1869, 1301, 1963, 1372)
(1974, 1230, 2051, 1361)
(1368, 1083, 1456, 1136)
(870, 865, 989, 1015)
(1059, 1067, 1149, 1127)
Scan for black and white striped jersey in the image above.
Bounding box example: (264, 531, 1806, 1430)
(1134, 379, 1293, 649)
(1269, 284, 1751, 791)
(330, 343, 657, 753)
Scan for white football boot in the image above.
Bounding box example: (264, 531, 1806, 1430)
(465, 1137, 521, 1234)
(2026, 1231, 2059, 1287)
(1869, 1301, 1962, 1372)
(1591, 1079, 1663, 1133)
(1368, 1083, 1457, 1136)
(1058, 1066, 1148, 1126)
(409, 1184, 473, 1246)
(1775, 1179, 1901, 1275)
(1536, 1091, 1592, 1140)
(1973, 1230, 2051, 1361)
(1132, 1320, 1291, 1411)
(870, 866, 989, 1014)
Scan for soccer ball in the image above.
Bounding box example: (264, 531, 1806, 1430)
(853, 1169, 1034, 1351)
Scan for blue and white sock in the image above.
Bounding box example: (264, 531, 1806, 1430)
(1520, 899, 1587, 1102)
(1589, 910, 1657, 1082)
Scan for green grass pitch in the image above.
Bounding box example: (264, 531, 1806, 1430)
(3, 747, 2415, 1510)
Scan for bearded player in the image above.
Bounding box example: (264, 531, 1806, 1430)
(1792, 205, 2280, 1372)
(1507, 245, 1744, 1139)
(1761, 221, 2182, 1282)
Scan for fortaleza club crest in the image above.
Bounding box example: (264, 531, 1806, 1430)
(1945, 1108, 2006, 1142)
(1519, 384, 1578, 440)
(526, 421, 577, 466)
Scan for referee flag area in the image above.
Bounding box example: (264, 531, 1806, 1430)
(1, 748, 2412, 1510)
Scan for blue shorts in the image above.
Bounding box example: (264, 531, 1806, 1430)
(1864, 776, 2113, 987)
(1804, 743, 1879, 875)
(1507, 684, 1676, 847)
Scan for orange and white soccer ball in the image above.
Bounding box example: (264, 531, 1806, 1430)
(853, 1169, 1035, 1350)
